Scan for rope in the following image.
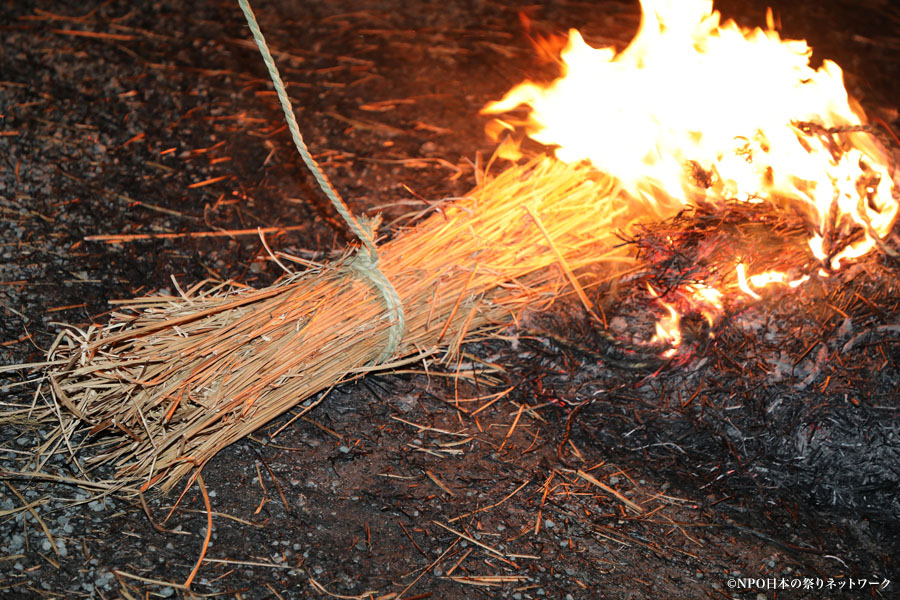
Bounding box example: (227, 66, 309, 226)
(346, 216, 405, 362)
(237, 0, 405, 362)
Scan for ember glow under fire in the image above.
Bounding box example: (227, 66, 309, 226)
(484, 0, 898, 352)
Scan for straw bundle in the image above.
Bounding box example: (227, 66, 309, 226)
(23, 157, 648, 494)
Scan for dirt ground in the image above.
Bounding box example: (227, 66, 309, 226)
(1, 0, 898, 598)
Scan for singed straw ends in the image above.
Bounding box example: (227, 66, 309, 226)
(24, 157, 641, 494)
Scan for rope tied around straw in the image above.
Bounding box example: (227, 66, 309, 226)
(237, 0, 405, 361)
(346, 215, 406, 362)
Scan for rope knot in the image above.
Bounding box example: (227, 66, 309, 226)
(346, 217, 406, 362)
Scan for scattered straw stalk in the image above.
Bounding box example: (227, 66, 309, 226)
(19, 157, 645, 494)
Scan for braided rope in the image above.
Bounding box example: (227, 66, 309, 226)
(237, 0, 405, 361)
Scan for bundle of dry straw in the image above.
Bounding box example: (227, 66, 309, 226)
(3, 0, 670, 496)
(17, 156, 649, 495)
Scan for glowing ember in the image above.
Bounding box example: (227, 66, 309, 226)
(735, 263, 763, 299)
(747, 269, 786, 288)
(483, 0, 898, 271)
(684, 283, 723, 326)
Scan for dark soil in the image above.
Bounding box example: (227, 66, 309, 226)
(1, 0, 898, 598)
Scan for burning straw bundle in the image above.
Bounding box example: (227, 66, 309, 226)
(22, 155, 640, 494)
(9, 0, 899, 499)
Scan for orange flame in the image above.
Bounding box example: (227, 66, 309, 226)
(484, 0, 898, 271)
(648, 285, 681, 356)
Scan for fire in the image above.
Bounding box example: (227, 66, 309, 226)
(646, 282, 724, 355)
(685, 283, 723, 326)
(483, 0, 898, 272)
(648, 285, 681, 356)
